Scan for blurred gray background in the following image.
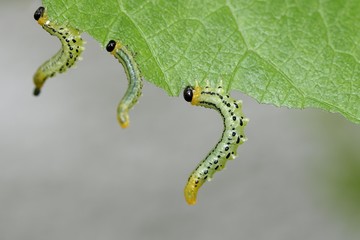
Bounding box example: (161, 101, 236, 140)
(1, 1, 360, 239)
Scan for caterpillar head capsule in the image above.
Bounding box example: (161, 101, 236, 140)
(34, 6, 45, 21)
(183, 86, 194, 102)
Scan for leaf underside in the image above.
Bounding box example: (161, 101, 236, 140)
(42, 0, 360, 124)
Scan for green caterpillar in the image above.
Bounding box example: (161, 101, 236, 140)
(32, 6, 84, 96)
(183, 83, 248, 205)
(106, 40, 143, 128)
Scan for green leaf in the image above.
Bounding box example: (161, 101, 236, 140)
(42, 0, 360, 124)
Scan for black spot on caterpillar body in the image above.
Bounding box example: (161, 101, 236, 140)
(32, 6, 84, 96)
(183, 82, 248, 205)
(106, 40, 143, 128)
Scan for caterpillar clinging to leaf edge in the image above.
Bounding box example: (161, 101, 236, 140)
(106, 40, 143, 129)
(32, 6, 84, 96)
(183, 82, 248, 205)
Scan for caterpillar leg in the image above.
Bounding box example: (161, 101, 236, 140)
(32, 6, 84, 96)
(106, 40, 143, 129)
(183, 83, 249, 205)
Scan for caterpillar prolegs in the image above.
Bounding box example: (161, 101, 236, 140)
(106, 40, 143, 129)
(32, 6, 84, 96)
(183, 83, 249, 205)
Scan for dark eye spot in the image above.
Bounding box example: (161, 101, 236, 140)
(183, 86, 194, 102)
(106, 40, 117, 52)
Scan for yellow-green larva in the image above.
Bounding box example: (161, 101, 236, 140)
(106, 40, 143, 129)
(183, 83, 249, 205)
(32, 6, 84, 96)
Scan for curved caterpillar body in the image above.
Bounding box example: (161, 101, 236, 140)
(33, 6, 84, 96)
(183, 83, 248, 205)
(106, 40, 143, 129)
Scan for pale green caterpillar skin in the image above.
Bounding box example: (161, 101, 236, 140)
(106, 40, 143, 128)
(183, 83, 248, 205)
(33, 6, 84, 96)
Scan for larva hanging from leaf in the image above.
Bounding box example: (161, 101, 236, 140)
(183, 82, 249, 205)
(32, 6, 84, 96)
(106, 40, 143, 129)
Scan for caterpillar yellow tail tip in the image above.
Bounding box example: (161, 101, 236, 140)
(117, 111, 130, 129)
(119, 121, 129, 129)
(184, 185, 198, 205)
(33, 70, 47, 96)
(184, 176, 203, 205)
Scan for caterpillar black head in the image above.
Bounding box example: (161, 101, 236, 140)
(106, 40, 117, 52)
(34, 6, 45, 21)
(183, 86, 194, 102)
